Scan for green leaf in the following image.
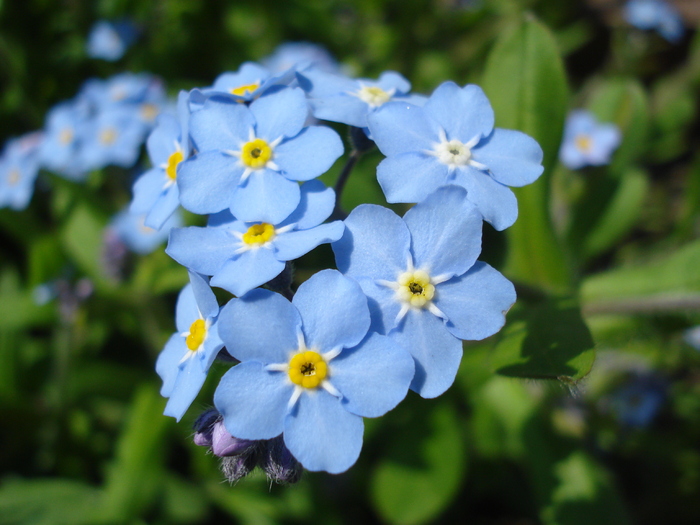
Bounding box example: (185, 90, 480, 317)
(371, 400, 466, 525)
(0, 269, 54, 330)
(482, 14, 570, 293)
(491, 297, 595, 382)
(60, 204, 109, 286)
(27, 235, 67, 288)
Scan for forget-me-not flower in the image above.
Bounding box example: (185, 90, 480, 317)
(38, 97, 91, 180)
(0, 132, 43, 211)
(109, 208, 182, 255)
(86, 20, 138, 61)
(166, 180, 344, 297)
(213, 269, 415, 473)
(624, 0, 684, 43)
(156, 272, 224, 421)
(177, 87, 343, 224)
(559, 110, 621, 170)
(367, 81, 544, 231)
(261, 42, 341, 75)
(332, 185, 516, 398)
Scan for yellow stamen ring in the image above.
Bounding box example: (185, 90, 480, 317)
(288, 350, 328, 389)
(241, 138, 273, 169)
(186, 319, 207, 351)
(230, 82, 260, 97)
(575, 134, 592, 153)
(242, 222, 276, 245)
(165, 150, 184, 181)
(99, 127, 118, 145)
(397, 269, 435, 308)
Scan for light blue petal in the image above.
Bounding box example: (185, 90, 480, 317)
(177, 151, 242, 215)
(310, 96, 369, 128)
(330, 332, 414, 418)
(176, 90, 190, 152)
(403, 185, 482, 277)
(144, 184, 180, 230)
(146, 114, 180, 165)
(210, 249, 285, 297)
(367, 102, 438, 156)
(451, 167, 518, 231)
(215, 361, 292, 440)
(424, 82, 494, 141)
(163, 355, 209, 421)
(188, 271, 219, 320)
(279, 179, 336, 229)
(166, 226, 236, 276)
(274, 126, 344, 181)
(273, 221, 344, 261)
(559, 141, 586, 170)
(390, 310, 463, 399)
(588, 125, 621, 165)
(156, 334, 186, 397)
(175, 284, 198, 332)
(250, 87, 308, 140)
(217, 288, 301, 363)
(434, 262, 516, 341)
(332, 204, 410, 281)
(297, 69, 357, 98)
(230, 169, 300, 224)
(130, 168, 166, 215)
(284, 390, 364, 473)
(356, 277, 402, 335)
(376, 71, 411, 93)
(293, 270, 370, 352)
(189, 100, 253, 152)
(472, 128, 544, 187)
(377, 153, 450, 203)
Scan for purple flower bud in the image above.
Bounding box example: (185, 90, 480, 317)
(211, 421, 256, 457)
(260, 436, 303, 484)
(220, 447, 260, 483)
(192, 408, 219, 447)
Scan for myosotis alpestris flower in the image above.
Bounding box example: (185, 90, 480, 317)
(559, 109, 622, 170)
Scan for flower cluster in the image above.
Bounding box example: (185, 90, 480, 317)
(139, 44, 544, 480)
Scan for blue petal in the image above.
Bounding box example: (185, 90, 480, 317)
(356, 277, 402, 335)
(163, 354, 210, 421)
(210, 249, 286, 297)
(376, 71, 411, 93)
(331, 332, 414, 418)
(273, 221, 344, 261)
(274, 126, 344, 181)
(189, 100, 253, 152)
(188, 271, 219, 320)
(367, 102, 438, 156)
(390, 310, 463, 399)
(293, 270, 370, 352)
(146, 114, 180, 165)
(156, 334, 186, 397)
(175, 284, 198, 332)
(298, 69, 357, 98)
(332, 204, 410, 281)
(403, 185, 482, 277)
(311, 95, 370, 128)
(424, 82, 494, 141)
(144, 184, 180, 230)
(230, 169, 300, 224)
(177, 151, 242, 215)
(472, 128, 544, 187)
(284, 390, 364, 473)
(377, 153, 450, 203)
(166, 226, 236, 276)
(250, 87, 308, 140)
(130, 168, 166, 215)
(217, 288, 301, 364)
(435, 262, 516, 341)
(451, 167, 518, 231)
(215, 361, 292, 440)
(279, 179, 336, 229)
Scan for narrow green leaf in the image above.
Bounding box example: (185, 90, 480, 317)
(482, 15, 570, 293)
(60, 204, 109, 286)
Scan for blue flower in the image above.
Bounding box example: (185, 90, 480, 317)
(297, 70, 426, 129)
(79, 105, 147, 171)
(0, 132, 43, 211)
(156, 272, 224, 421)
(261, 42, 341, 75)
(108, 207, 182, 255)
(166, 180, 344, 297)
(559, 110, 621, 170)
(332, 185, 516, 398)
(213, 269, 415, 473)
(86, 20, 138, 61)
(130, 91, 191, 230)
(607, 374, 666, 428)
(624, 0, 684, 43)
(177, 87, 343, 224)
(366, 81, 544, 231)
(38, 97, 91, 180)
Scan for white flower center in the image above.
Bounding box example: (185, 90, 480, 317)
(434, 139, 472, 167)
(354, 85, 395, 108)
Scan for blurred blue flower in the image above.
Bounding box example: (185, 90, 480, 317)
(624, 0, 684, 43)
(298, 69, 426, 129)
(367, 81, 544, 230)
(261, 42, 341, 74)
(213, 270, 415, 473)
(683, 325, 700, 351)
(167, 180, 344, 297)
(38, 97, 91, 180)
(86, 20, 138, 61)
(177, 88, 343, 224)
(559, 109, 621, 170)
(332, 185, 516, 398)
(108, 207, 182, 255)
(608, 374, 666, 428)
(156, 272, 224, 421)
(0, 132, 43, 211)
(130, 91, 191, 230)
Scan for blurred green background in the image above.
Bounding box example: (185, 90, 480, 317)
(2, 0, 700, 523)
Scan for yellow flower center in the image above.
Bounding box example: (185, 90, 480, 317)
(99, 127, 118, 145)
(7, 169, 20, 186)
(575, 134, 592, 153)
(230, 82, 260, 97)
(141, 103, 159, 122)
(186, 319, 207, 351)
(396, 270, 435, 308)
(241, 138, 273, 169)
(356, 85, 393, 107)
(59, 128, 74, 145)
(166, 150, 184, 181)
(288, 350, 328, 389)
(242, 223, 276, 245)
